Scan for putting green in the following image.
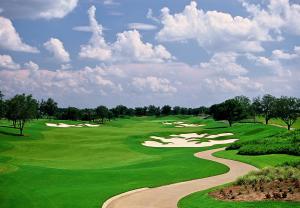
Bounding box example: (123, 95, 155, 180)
(0, 116, 298, 208)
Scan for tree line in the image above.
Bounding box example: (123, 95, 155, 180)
(209, 95, 300, 130)
(0, 91, 299, 135)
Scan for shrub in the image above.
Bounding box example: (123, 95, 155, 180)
(226, 129, 300, 155)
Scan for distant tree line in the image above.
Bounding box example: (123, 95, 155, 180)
(0, 90, 299, 135)
(209, 94, 300, 130)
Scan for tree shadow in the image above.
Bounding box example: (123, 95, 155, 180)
(0, 130, 20, 137)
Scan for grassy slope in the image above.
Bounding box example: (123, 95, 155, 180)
(256, 116, 300, 129)
(0, 117, 298, 208)
(1, 116, 229, 208)
(179, 122, 300, 208)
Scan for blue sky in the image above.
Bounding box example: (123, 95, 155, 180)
(0, 0, 299, 108)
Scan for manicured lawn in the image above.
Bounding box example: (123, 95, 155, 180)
(0, 117, 298, 208)
(256, 116, 300, 129)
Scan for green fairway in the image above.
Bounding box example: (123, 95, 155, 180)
(0, 117, 299, 208)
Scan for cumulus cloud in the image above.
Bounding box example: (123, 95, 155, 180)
(0, 0, 78, 19)
(132, 76, 177, 94)
(0, 65, 122, 102)
(0, 54, 20, 70)
(79, 6, 112, 61)
(79, 6, 173, 63)
(128, 23, 157, 30)
(44, 38, 70, 63)
(156, 1, 269, 53)
(24, 61, 39, 71)
(200, 52, 248, 76)
(0, 16, 39, 53)
(241, 0, 300, 36)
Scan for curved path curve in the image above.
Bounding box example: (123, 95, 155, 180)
(102, 148, 258, 208)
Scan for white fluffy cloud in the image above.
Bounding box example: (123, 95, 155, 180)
(241, 0, 300, 36)
(0, 54, 20, 70)
(0, 0, 78, 19)
(156, 1, 268, 53)
(132, 76, 177, 94)
(24, 61, 39, 71)
(156, 1, 300, 53)
(44, 38, 70, 63)
(0, 16, 39, 53)
(79, 6, 172, 63)
(200, 53, 248, 76)
(0, 66, 122, 103)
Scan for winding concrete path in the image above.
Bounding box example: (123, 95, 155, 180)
(102, 148, 258, 208)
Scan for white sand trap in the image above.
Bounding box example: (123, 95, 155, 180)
(46, 123, 99, 128)
(163, 121, 205, 128)
(205, 133, 233, 138)
(142, 132, 237, 148)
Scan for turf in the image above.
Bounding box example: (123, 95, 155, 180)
(0, 117, 299, 208)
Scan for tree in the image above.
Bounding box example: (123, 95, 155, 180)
(96, 105, 109, 123)
(0, 91, 5, 119)
(135, 107, 146, 116)
(161, 105, 172, 116)
(251, 96, 262, 123)
(147, 105, 160, 116)
(107, 110, 114, 121)
(6, 94, 38, 135)
(261, 94, 277, 124)
(172, 106, 181, 115)
(40, 98, 58, 118)
(276, 96, 300, 130)
(210, 98, 248, 127)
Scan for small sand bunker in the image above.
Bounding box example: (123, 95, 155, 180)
(142, 132, 236, 147)
(46, 123, 99, 128)
(162, 121, 205, 128)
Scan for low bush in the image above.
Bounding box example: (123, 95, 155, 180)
(236, 165, 300, 186)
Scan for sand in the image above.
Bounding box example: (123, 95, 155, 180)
(163, 121, 205, 128)
(46, 123, 99, 128)
(143, 132, 237, 148)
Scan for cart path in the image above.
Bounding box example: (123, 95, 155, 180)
(102, 147, 258, 208)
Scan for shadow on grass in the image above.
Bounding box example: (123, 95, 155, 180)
(0, 129, 21, 137)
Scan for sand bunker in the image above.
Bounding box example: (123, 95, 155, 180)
(46, 123, 99, 128)
(162, 121, 205, 128)
(142, 133, 236, 147)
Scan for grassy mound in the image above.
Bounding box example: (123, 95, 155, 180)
(227, 130, 300, 155)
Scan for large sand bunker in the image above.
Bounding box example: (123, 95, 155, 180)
(142, 133, 237, 147)
(46, 123, 99, 128)
(163, 121, 205, 128)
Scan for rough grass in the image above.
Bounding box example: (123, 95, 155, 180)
(227, 130, 300, 156)
(236, 166, 300, 186)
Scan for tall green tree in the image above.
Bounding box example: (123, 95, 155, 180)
(276, 96, 300, 130)
(6, 94, 38, 135)
(0, 91, 4, 119)
(40, 98, 58, 118)
(96, 105, 109, 123)
(261, 94, 277, 124)
(210, 98, 248, 127)
(251, 96, 262, 123)
(161, 105, 172, 116)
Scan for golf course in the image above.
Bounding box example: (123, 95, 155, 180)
(0, 115, 299, 208)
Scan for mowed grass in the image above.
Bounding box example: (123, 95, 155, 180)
(256, 116, 300, 129)
(0, 117, 299, 208)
